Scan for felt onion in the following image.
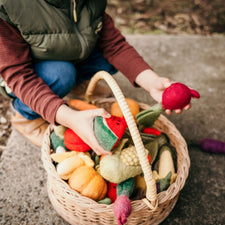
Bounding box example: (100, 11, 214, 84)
(197, 138, 225, 154)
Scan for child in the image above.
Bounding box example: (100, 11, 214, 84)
(0, 0, 190, 155)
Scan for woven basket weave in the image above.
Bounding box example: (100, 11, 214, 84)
(41, 71, 190, 225)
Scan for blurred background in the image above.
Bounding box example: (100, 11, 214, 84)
(107, 0, 225, 35)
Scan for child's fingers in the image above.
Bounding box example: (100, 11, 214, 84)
(88, 108, 111, 118)
(184, 103, 191, 110)
(165, 109, 172, 115)
(175, 109, 182, 114)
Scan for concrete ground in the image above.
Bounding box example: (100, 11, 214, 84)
(0, 35, 225, 225)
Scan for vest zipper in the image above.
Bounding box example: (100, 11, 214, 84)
(71, 0, 88, 59)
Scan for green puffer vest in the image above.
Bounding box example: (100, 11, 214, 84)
(0, 0, 106, 62)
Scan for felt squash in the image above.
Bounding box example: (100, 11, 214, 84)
(111, 98, 140, 119)
(69, 165, 107, 201)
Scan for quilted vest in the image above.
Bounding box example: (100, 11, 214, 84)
(0, 0, 107, 62)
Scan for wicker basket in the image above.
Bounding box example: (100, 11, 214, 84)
(41, 71, 190, 225)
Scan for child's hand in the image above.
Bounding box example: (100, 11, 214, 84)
(56, 104, 112, 155)
(135, 69, 191, 114)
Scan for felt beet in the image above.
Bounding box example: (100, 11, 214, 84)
(197, 138, 225, 154)
(113, 195, 132, 225)
(162, 82, 200, 110)
(64, 128, 91, 152)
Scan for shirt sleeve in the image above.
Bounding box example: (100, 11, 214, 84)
(0, 19, 66, 124)
(97, 13, 152, 85)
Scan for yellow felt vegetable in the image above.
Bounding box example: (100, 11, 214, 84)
(111, 98, 140, 119)
(153, 145, 177, 184)
(56, 152, 94, 180)
(69, 165, 107, 201)
(51, 151, 77, 163)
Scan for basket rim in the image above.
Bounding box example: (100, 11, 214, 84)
(41, 99, 190, 210)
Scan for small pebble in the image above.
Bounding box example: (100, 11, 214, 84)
(0, 117, 7, 124)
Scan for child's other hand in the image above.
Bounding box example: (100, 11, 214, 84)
(135, 69, 191, 114)
(56, 105, 112, 155)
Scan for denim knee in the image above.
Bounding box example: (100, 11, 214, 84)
(34, 61, 77, 98)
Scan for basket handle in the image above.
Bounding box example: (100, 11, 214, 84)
(85, 71, 158, 210)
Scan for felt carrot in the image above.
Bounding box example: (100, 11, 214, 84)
(197, 138, 225, 154)
(69, 99, 98, 110)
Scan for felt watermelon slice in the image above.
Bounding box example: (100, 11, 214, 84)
(94, 116, 127, 152)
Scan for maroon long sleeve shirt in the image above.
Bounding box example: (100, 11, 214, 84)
(0, 13, 151, 124)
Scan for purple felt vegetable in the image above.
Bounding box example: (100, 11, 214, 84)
(197, 138, 225, 154)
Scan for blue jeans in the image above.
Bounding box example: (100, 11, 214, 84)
(10, 49, 117, 120)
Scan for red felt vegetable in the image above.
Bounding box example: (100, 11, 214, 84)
(162, 82, 200, 110)
(107, 182, 117, 203)
(64, 128, 91, 152)
(197, 138, 225, 154)
(143, 127, 161, 136)
(113, 195, 132, 225)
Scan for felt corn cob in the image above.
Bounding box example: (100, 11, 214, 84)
(120, 146, 149, 166)
(94, 115, 127, 152)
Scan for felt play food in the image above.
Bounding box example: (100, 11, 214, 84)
(113, 195, 132, 225)
(108, 177, 135, 203)
(57, 152, 94, 180)
(51, 151, 77, 163)
(197, 138, 225, 154)
(111, 98, 140, 119)
(143, 127, 161, 136)
(99, 139, 142, 183)
(153, 145, 177, 185)
(69, 165, 107, 201)
(69, 99, 99, 110)
(94, 115, 127, 152)
(64, 128, 91, 152)
(136, 103, 163, 127)
(162, 82, 200, 110)
(120, 146, 149, 166)
(50, 130, 66, 151)
(112, 178, 135, 225)
(53, 125, 67, 139)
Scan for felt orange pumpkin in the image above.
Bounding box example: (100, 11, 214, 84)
(69, 165, 107, 201)
(111, 98, 140, 119)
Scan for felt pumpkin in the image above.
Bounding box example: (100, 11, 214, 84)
(111, 98, 140, 119)
(69, 165, 107, 201)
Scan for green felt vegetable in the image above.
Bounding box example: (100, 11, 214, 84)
(98, 197, 112, 205)
(50, 131, 66, 151)
(117, 177, 135, 197)
(136, 103, 163, 127)
(99, 139, 142, 183)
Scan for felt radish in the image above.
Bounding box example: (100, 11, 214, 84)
(113, 195, 132, 225)
(197, 138, 225, 154)
(107, 178, 134, 225)
(162, 82, 200, 110)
